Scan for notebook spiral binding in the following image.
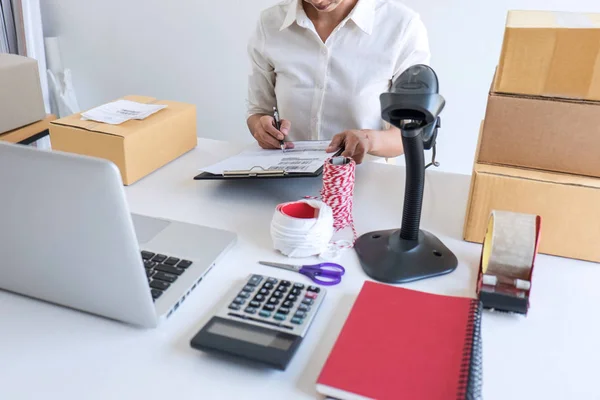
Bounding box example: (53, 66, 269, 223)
(457, 300, 483, 400)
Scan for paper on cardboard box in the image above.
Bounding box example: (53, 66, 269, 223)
(50, 96, 197, 185)
(464, 163, 600, 263)
(494, 10, 600, 101)
(478, 93, 600, 178)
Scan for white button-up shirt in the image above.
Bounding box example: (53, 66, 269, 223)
(247, 0, 431, 141)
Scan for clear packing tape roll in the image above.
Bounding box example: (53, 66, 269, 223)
(270, 200, 335, 258)
(479, 210, 541, 314)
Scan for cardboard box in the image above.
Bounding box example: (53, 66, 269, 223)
(478, 93, 600, 178)
(464, 163, 600, 263)
(0, 54, 46, 134)
(50, 96, 197, 185)
(494, 10, 600, 101)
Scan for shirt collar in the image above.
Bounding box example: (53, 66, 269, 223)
(280, 0, 303, 31)
(280, 0, 375, 34)
(349, 0, 375, 35)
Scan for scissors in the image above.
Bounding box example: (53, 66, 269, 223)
(258, 261, 345, 286)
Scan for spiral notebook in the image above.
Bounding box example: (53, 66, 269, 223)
(317, 281, 483, 400)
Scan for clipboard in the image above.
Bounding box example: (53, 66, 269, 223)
(194, 149, 343, 180)
(194, 165, 326, 180)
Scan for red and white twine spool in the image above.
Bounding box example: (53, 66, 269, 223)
(320, 156, 357, 245)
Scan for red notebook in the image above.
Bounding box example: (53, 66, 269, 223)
(317, 281, 482, 400)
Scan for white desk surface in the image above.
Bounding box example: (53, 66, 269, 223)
(2, 138, 599, 400)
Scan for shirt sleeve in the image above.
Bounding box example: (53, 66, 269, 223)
(246, 17, 276, 119)
(392, 15, 431, 81)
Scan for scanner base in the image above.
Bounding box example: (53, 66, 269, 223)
(355, 229, 458, 284)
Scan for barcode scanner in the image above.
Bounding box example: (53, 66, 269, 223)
(354, 64, 458, 284)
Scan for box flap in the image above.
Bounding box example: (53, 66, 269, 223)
(507, 10, 600, 29)
(474, 164, 600, 189)
(49, 96, 193, 138)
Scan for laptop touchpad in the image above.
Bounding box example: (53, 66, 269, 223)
(131, 213, 171, 245)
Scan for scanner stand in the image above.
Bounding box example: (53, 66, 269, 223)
(355, 229, 458, 284)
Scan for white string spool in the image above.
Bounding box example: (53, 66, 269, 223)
(270, 199, 335, 258)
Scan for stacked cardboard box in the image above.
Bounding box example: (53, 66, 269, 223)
(464, 10, 600, 263)
(0, 54, 47, 137)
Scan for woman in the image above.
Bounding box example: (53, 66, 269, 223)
(246, 0, 430, 163)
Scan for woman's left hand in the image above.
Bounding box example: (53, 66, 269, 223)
(326, 129, 372, 164)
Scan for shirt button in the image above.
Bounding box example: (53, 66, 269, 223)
(321, 48, 327, 55)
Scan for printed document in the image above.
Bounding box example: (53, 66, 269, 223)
(200, 141, 336, 174)
(81, 100, 167, 125)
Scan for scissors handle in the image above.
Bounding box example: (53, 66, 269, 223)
(299, 263, 345, 286)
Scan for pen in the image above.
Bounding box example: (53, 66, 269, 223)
(273, 107, 285, 153)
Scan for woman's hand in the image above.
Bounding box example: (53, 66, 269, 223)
(326, 129, 372, 164)
(248, 114, 294, 149)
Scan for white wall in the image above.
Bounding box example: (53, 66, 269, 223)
(40, 0, 600, 175)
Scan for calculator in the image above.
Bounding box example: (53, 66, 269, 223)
(190, 274, 326, 370)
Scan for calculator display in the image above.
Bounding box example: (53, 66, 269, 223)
(208, 319, 293, 351)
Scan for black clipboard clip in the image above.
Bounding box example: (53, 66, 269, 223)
(222, 166, 288, 177)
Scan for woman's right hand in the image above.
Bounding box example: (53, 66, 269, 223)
(249, 115, 293, 149)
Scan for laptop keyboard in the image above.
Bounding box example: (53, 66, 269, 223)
(141, 251, 193, 301)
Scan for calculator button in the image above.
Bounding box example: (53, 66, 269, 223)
(307, 285, 320, 293)
(263, 282, 274, 290)
(291, 317, 303, 325)
(274, 313, 286, 321)
(233, 297, 245, 305)
(298, 304, 310, 312)
(243, 285, 256, 292)
(164, 257, 180, 266)
(151, 289, 163, 299)
(286, 295, 297, 302)
(291, 288, 302, 296)
(244, 307, 257, 314)
(263, 304, 275, 312)
(305, 292, 318, 299)
(259, 288, 269, 295)
(268, 298, 279, 305)
(293, 283, 305, 289)
(267, 277, 278, 284)
(248, 275, 263, 286)
(250, 301, 261, 308)
(259, 310, 271, 318)
(283, 300, 293, 308)
(302, 298, 314, 305)
(239, 291, 251, 299)
(278, 307, 290, 315)
(254, 294, 266, 302)
(141, 251, 155, 260)
(272, 291, 284, 299)
(294, 311, 307, 319)
(229, 303, 241, 311)
(280, 280, 291, 287)
(277, 286, 289, 294)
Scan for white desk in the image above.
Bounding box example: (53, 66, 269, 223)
(1, 139, 599, 400)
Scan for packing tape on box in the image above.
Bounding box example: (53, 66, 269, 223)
(482, 210, 537, 282)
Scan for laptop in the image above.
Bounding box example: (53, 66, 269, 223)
(0, 142, 237, 328)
